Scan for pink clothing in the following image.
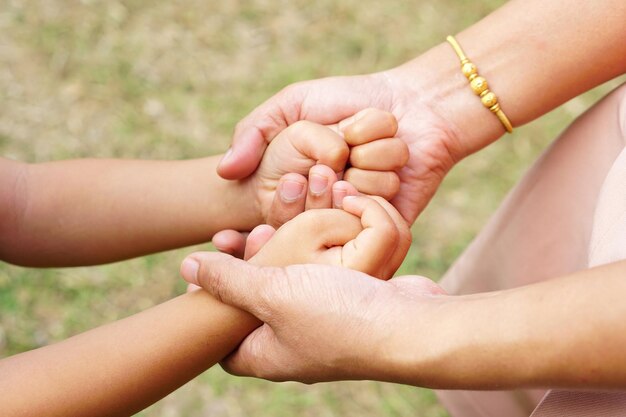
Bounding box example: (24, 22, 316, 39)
(437, 83, 626, 416)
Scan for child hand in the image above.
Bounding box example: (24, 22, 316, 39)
(245, 108, 408, 229)
(245, 195, 411, 280)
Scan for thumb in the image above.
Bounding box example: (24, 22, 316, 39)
(217, 85, 306, 180)
(180, 252, 278, 318)
(217, 128, 268, 180)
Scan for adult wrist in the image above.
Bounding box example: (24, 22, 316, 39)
(384, 41, 508, 160)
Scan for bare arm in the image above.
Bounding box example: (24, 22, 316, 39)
(387, 260, 626, 389)
(0, 156, 258, 267)
(0, 290, 259, 417)
(389, 0, 626, 157)
(220, 0, 626, 223)
(0, 195, 408, 416)
(182, 256, 626, 389)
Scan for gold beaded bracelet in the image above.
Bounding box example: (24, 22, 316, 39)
(446, 35, 513, 134)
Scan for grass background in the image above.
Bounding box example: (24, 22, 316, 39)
(0, 1, 623, 416)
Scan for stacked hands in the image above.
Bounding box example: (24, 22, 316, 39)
(182, 109, 446, 384)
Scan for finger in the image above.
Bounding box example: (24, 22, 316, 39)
(306, 165, 338, 210)
(216, 133, 268, 180)
(212, 230, 248, 259)
(186, 283, 202, 293)
(301, 209, 362, 249)
(340, 196, 399, 278)
(343, 168, 400, 200)
(331, 180, 359, 209)
(340, 108, 398, 146)
(218, 76, 384, 180)
(285, 120, 349, 173)
(363, 196, 412, 276)
(220, 324, 283, 380)
(180, 252, 278, 319)
(349, 138, 409, 171)
(244, 225, 277, 261)
(250, 209, 362, 267)
(267, 173, 307, 228)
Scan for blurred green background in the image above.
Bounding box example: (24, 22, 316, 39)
(0, 1, 622, 416)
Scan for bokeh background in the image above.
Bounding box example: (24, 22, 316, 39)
(0, 1, 623, 416)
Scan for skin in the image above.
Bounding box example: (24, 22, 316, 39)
(181, 255, 626, 389)
(0, 196, 409, 417)
(216, 0, 626, 225)
(0, 109, 402, 266)
(0, 107, 411, 415)
(195, 0, 626, 391)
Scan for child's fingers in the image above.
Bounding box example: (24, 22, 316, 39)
(213, 229, 248, 259)
(340, 196, 399, 279)
(349, 138, 409, 171)
(331, 180, 359, 209)
(340, 108, 398, 146)
(343, 168, 400, 200)
(364, 196, 412, 275)
(300, 209, 362, 249)
(253, 209, 362, 267)
(266, 173, 308, 228)
(305, 165, 338, 210)
(244, 225, 277, 261)
(286, 121, 349, 173)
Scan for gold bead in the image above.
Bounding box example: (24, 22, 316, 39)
(461, 62, 477, 78)
(470, 76, 488, 95)
(481, 92, 498, 108)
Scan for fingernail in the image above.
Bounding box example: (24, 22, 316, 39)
(181, 258, 200, 284)
(309, 174, 328, 195)
(218, 148, 233, 167)
(280, 180, 305, 202)
(333, 188, 347, 208)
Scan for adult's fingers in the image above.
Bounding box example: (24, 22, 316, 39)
(305, 165, 338, 210)
(364, 196, 412, 275)
(244, 225, 276, 261)
(343, 168, 400, 200)
(180, 252, 279, 319)
(340, 196, 399, 279)
(349, 138, 409, 171)
(266, 173, 307, 228)
(218, 75, 380, 180)
(220, 325, 284, 380)
(340, 108, 398, 146)
(212, 230, 247, 259)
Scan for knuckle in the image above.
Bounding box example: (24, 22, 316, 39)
(348, 146, 365, 166)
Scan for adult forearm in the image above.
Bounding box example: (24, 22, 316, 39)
(388, 260, 626, 389)
(389, 0, 626, 158)
(2, 156, 261, 266)
(0, 290, 258, 417)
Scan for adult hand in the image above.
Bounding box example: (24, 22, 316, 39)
(180, 252, 445, 384)
(216, 43, 505, 225)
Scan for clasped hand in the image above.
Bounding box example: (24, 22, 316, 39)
(180, 109, 446, 384)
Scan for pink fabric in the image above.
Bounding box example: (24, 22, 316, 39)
(531, 390, 626, 417)
(436, 83, 626, 416)
(532, 122, 626, 417)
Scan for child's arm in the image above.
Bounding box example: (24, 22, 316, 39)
(1, 109, 402, 267)
(0, 197, 407, 417)
(0, 156, 257, 266)
(0, 290, 258, 417)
